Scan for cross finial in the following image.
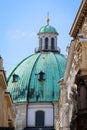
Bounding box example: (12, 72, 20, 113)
(46, 12, 50, 25)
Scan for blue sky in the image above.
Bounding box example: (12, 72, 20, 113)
(0, 0, 81, 73)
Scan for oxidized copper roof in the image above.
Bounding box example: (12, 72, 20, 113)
(7, 52, 66, 103)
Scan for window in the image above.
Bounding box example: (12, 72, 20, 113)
(45, 37, 48, 49)
(51, 38, 54, 49)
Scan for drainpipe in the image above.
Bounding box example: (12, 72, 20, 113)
(26, 103, 28, 127)
(26, 77, 31, 128)
(51, 102, 55, 129)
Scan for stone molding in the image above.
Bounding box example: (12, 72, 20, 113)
(70, 0, 87, 37)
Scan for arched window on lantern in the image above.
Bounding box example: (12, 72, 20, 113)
(40, 38, 42, 50)
(51, 38, 55, 50)
(45, 37, 48, 49)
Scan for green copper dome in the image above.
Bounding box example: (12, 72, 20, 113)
(7, 52, 66, 103)
(38, 24, 58, 34)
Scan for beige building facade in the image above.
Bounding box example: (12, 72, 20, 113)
(0, 56, 16, 129)
(59, 0, 87, 130)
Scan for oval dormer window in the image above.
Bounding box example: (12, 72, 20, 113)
(12, 74, 19, 82)
(38, 71, 45, 81)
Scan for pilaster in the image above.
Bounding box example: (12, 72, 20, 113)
(0, 87, 4, 126)
(80, 42, 87, 74)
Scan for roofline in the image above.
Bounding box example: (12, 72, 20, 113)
(0, 70, 7, 89)
(69, 0, 87, 38)
(38, 24, 58, 35)
(5, 91, 13, 103)
(37, 32, 58, 35)
(7, 54, 34, 82)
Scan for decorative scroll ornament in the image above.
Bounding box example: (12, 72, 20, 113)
(82, 23, 87, 38)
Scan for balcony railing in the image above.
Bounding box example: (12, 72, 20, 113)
(35, 47, 60, 53)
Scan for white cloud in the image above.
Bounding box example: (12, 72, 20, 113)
(7, 29, 36, 40)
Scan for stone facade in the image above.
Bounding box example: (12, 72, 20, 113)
(59, 0, 87, 130)
(15, 103, 27, 130)
(15, 102, 59, 130)
(0, 56, 16, 129)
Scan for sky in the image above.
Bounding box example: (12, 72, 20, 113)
(0, 0, 81, 74)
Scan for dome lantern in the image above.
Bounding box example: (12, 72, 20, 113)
(35, 18, 60, 53)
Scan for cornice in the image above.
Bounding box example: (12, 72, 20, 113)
(70, 0, 87, 38)
(5, 92, 13, 106)
(64, 40, 75, 82)
(0, 70, 7, 89)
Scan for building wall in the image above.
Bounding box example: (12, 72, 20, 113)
(0, 86, 5, 126)
(59, 1, 87, 130)
(15, 102, 58, 130)
(28, 103, 53, 127)
(16, 104, 27, 130)
(0, 57, 16, 129)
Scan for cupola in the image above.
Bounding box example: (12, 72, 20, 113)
(35, 17, 60, 53)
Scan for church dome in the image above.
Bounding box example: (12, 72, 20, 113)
(38, 24, 58, 34)
(7, 18, 66, 104)
(7, 52, 66, 103)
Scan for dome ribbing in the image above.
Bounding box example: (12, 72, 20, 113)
(7, 52, 66, 103)
(38, 25, 58, 34)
